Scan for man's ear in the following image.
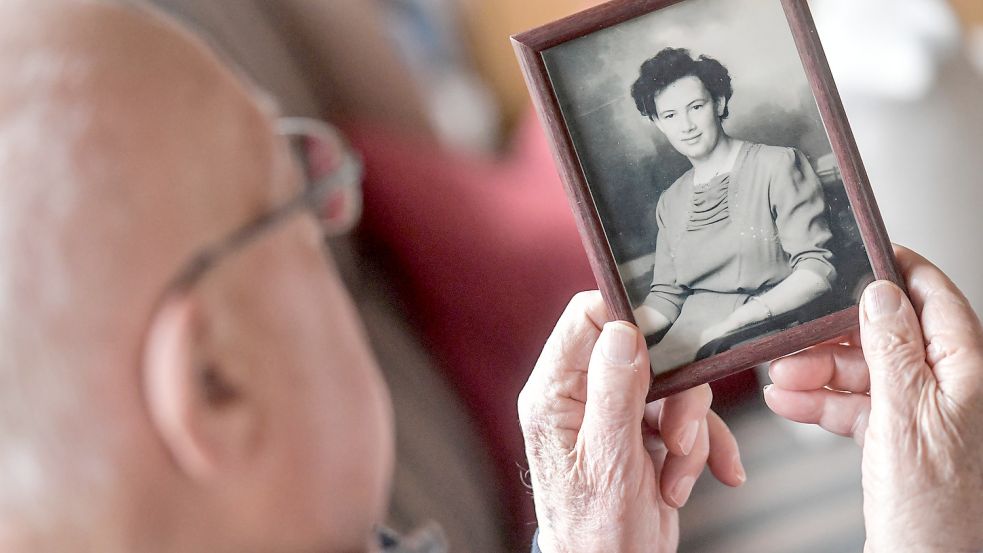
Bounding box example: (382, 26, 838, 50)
(142, 293, 258, 481)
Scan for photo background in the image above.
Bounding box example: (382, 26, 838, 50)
(542, 0, 872, 307)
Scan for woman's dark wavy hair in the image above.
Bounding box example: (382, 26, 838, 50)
(631, 48, 733, 120)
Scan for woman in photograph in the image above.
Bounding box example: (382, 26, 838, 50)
(630, 47, 837, 374)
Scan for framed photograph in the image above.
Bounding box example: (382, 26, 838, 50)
(512, 0, 902, 399)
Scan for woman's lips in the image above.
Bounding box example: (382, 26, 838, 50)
(682, 134, 702, 144)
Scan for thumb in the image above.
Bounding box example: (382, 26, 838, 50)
(581, 322, 650, 448)
(860, 281, 933, 420)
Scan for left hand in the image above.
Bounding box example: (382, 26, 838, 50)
(699, 320, 738, 347)
(763, 246, 983, 551)
(700, 298, 773, 346)
(519, 292, 746, 553)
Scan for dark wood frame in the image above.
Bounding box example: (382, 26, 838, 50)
(512, 0, 902, 400)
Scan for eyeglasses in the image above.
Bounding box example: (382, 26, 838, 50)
(163, 117, 364, 295)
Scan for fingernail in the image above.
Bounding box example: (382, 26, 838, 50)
(734, 454, 747, 484)
(600, 322, 638, 364)
(767, 360, 779, 380)
(678, 420, 699, 456)
(864, 282, 902, 321)
(669, 476, 695, 507)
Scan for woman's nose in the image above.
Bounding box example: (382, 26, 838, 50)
(680, 113, 695, 131)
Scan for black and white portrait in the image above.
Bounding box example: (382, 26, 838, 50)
(540, 0, 875, 375)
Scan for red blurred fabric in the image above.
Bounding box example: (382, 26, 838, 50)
(343, 110, 757, 543)
(346, 113, 592, 538)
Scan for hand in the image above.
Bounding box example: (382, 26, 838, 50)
(633, 304, 671, 337)
(699, 299, 771, 346)
(519, 292, 745, 553)
(698, 320, 737, 348)
(764, 246, 983, 552)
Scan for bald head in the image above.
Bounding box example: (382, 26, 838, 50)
(0, 0, 277, 304)
(0, 0, 281, 541)
(0, 3, 394, 551)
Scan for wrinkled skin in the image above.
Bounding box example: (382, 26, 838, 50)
(519, 292, 745, 553)
(766, 246, 983, 552)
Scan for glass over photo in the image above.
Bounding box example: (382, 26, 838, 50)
(542, 0, 875, 375)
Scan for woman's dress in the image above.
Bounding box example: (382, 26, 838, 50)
(644, 142, 836, 374)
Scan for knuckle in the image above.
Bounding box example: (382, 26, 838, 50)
(517, 388, 551, 432)
(863, 327, 924, 367)
(517, 386, 532, 414)
(517, 383, 538, 424)
(564, 291, 598, 320)
(517, 399, 542, 431)
(570, 290, 598, 307)
(519, 396, 565, 437)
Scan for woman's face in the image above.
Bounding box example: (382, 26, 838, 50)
(652, 75, 727, 161)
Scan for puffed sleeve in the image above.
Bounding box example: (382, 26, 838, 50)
(770, 148, 837, 285)
(644, 193, 690, 324)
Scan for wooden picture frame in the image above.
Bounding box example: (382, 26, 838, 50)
(512, 0, 902, 400)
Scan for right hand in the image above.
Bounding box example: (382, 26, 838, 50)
(632, 304, 671, 337)
(764, 246, 983, 552)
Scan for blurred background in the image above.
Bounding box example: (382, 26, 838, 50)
(154, 0, 983, 551)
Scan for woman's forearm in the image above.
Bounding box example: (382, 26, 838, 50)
(727, 269, 831, 328)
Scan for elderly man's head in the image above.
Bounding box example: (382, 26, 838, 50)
(0, 1, 393, 551)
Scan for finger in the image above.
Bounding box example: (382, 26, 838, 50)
(893, 246, 983, 403)
(769, 344, 870, 393)
(642, 399, 665, 431)
(860, 281, 934, 421)
(763, 385, 870, 446)
(659, 384, 713, 457)
(642, 401, 743, 486)
(819, 327, 861, 347)
(518, 292, 608, 433)
(706, 410, 745, 487)
(660, 418, 709, 508)
(642, 425, 669, 475)
(527, 291, 610, 393)
(644, 435, 706, 540)
(580, 321, 651, 452)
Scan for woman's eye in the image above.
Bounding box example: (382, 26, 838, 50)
(664, 113, 674, 119)
(693, 103, 704, 111)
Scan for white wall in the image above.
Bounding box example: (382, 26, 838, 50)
(814, 0, 983, 314)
